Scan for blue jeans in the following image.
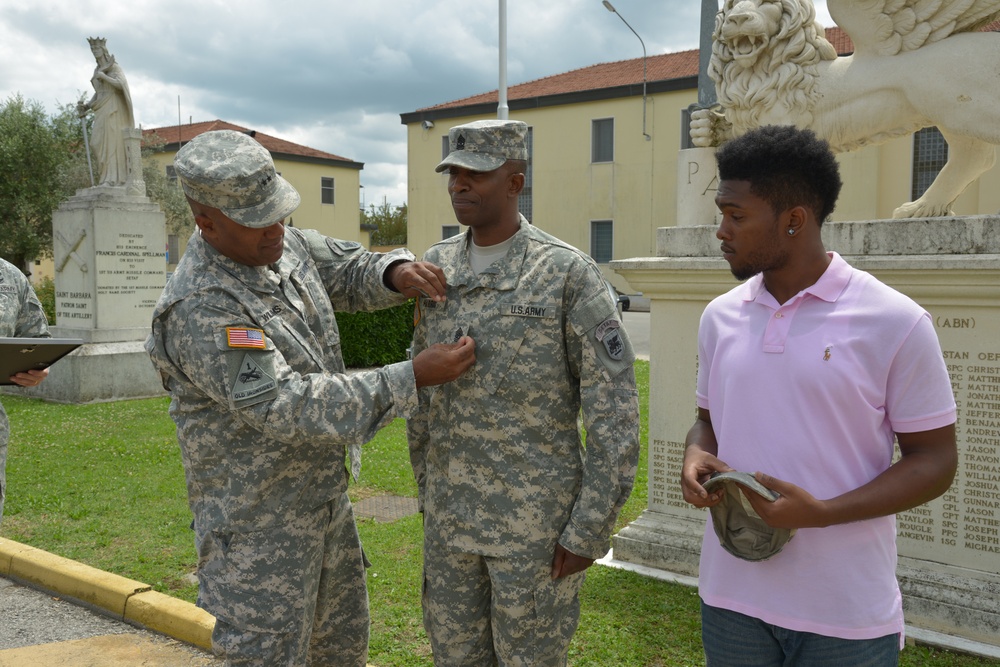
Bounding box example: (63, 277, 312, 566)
(701, 602, 900, 667)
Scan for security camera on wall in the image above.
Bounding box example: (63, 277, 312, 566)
(421, 120, 435, 130)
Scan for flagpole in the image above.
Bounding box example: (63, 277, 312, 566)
(498, 0, 509, 119)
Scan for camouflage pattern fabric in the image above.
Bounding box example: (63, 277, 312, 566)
(422, 546, 585, 667)
(0, 258, 50, 523)
(206, 493, 370, 666)
(174, 129, 301, 229)
(145, 226, 415, 663)
(407, 217, 640, 663)
(435, 120, 529, 174)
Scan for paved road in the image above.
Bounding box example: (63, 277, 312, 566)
(621, 310, 649, 361)
(0, 575, 220, 665)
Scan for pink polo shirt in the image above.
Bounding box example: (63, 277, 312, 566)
(695, 252, 956, 641)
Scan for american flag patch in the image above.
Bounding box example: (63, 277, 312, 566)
(226, 327, 266, 349)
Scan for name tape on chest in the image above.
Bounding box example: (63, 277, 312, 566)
(505, 303, 550, 318)
(226, 327, 266, 349)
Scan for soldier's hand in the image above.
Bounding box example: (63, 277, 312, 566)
(413, 337, 476, 388)
(551, 544, 594, 579)
(10, 367, 49, 388)
(388, 260, 448, 302)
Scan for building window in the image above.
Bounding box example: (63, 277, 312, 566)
(592, 118, 614, 163)
(321, 177, 335, 205)
(591, 220, 613, 263)
(912, 127, 947, 201)
(442, 135, 450, 160)
(518, 127, 534, 223)
(442, 225, 460, 239)
(165, 165, 177, 183)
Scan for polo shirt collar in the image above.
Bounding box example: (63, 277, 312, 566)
(742, 251, 851, 304)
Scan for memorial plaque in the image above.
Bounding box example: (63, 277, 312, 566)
(94, 227, 166, 329)
(896, 308, 1000, 573)
(53, 191, 165, 333)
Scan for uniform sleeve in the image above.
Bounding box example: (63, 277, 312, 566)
(558, 265, 641, 560)
(159, 293, 418, 447)
(300, 229, 415, 313)
(405, 296, 432, 511)
(14, 274, 50, 339)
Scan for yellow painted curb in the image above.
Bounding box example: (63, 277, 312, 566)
(126, 589, 215, 651)
(7, 542, 149, 616)
(0, 536, 20, 575)
(0, 537, 216, 652)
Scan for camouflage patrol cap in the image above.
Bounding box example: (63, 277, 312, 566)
(435, 119, 528, 173)
(174, 129, 301, 228)
(702, 471, 795, 562)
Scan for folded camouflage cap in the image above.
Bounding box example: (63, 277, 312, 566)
(703, 471, 795, 562)
(435, 119, 528, 173)
(174, 129, 301, 228)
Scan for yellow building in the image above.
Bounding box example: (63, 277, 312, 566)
(401, 28, 1000, 294)
(143, 120, 367, 272)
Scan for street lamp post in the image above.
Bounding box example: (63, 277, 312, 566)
(602, 1, 650, 141)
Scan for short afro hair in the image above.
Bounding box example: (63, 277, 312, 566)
(715, 125, 842, 224)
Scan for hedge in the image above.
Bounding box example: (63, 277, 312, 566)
(335, 301, 416, 368)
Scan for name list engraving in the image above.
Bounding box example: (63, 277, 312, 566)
(896, 314, 1000, 573)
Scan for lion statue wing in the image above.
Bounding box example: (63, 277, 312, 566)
(828, 0, 1000, 56)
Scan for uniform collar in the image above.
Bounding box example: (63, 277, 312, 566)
(450, 214, 531, 292)
(192, 231, 281, 294)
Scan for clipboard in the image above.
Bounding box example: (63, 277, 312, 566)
(0, 337, 83, 385)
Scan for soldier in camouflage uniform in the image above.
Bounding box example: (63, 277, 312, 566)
(0, 258, 50, 524)
(145, 130, 475, 666)
(407, 119, 641, 666)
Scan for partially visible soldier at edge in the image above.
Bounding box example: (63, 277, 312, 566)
(145, 129, 475, 666)
(1, 257, 51, 526)
(407, 119, 641, 666)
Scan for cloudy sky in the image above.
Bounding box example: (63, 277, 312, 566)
(0, 0, 832, 208)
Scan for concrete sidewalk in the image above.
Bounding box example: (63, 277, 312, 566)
(0, 537, 220, 666)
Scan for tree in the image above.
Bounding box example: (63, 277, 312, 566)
(0, 95, 78, 272)
(142, 132, 194, 238)
(364, 200, 407, 246)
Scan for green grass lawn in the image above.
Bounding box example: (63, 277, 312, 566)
(1, 362, 996, 666)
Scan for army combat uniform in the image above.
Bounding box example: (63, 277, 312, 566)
(407, 217, 641, 666)
(0, 258, 50, 523)
(146, 227, 416, 666)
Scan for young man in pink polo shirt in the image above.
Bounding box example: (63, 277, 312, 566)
(681, 125, 957, 666)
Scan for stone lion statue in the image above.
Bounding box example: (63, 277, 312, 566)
(690, 0, 1000, 218)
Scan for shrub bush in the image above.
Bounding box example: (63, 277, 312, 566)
(335, 301, 415, 368)
(34, 276, 56, 325)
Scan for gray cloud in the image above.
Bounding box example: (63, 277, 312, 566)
(0, 0, 832, 206)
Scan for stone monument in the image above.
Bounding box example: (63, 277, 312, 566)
(23, 38, 165, 403)
(690, 0, 1000, 219)
(612, 0, 1000, 656)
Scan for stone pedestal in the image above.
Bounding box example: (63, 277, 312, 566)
(675, 147, 720, 228)
(612, 216, 1000, 649)
(23, 188, 167, 403)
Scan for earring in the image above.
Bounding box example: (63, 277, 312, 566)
(787, 229, 795, 236)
